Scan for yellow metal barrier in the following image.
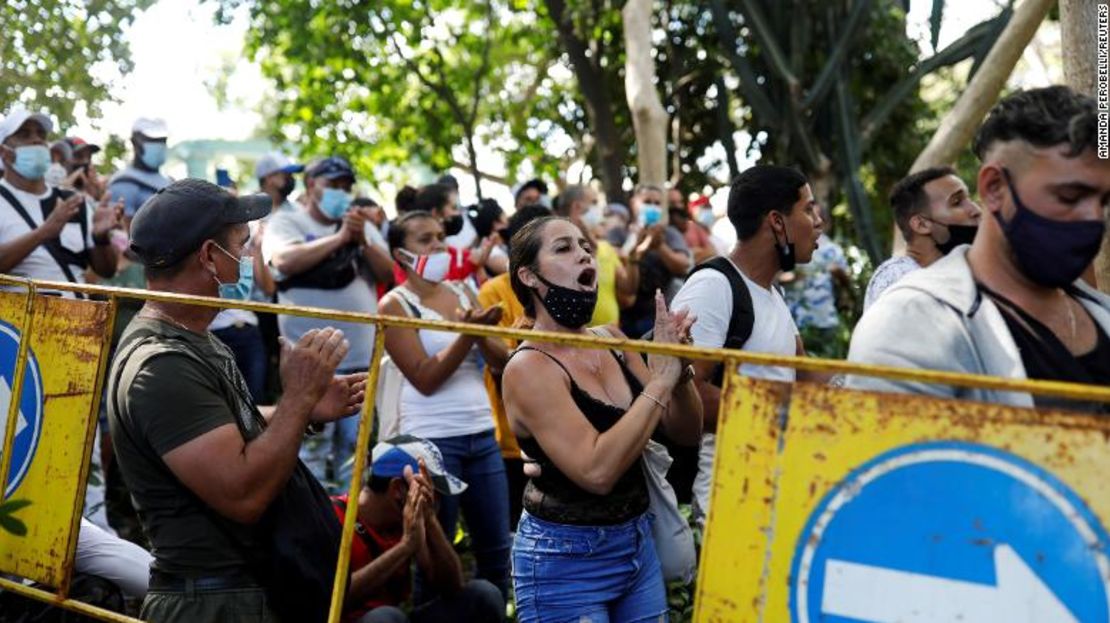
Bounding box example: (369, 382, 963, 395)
(0, 275, 1107, 623)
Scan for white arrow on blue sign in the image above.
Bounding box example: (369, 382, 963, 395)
(0, 320, 43, 499)
(791, 442, 1110, 623)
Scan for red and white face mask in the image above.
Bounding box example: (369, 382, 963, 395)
(398, 249, 451, 283)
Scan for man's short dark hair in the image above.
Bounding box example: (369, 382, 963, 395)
(889, 166, 956, 241)
(352, 197, 379, 209)
(413, 183, 452, 214)
(972, 86, 1098, 160)
(515, 178, 548, 201)
(727, 165, 808, 241)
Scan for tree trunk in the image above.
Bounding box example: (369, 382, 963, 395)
(891, 0, 1056, 255)
(910, 0, 1054, 172)
(1060, 0, 1110, 293)
(714, 75, 741, 181)
(545, 0, 628, 205)
(464, 128, 484, 200)
(622, 0, 669, 193)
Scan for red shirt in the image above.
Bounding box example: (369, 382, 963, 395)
(331, 495, 410, 621)
(392, 246, 477, 287)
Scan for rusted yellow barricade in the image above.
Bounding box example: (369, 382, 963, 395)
(0, 276, 1107, 623)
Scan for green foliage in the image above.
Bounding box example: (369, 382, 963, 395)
(0, 499, 32, 536)
(0, 0, 155, 126)
(220, 0, 536, 191)
(708, 0, 1008, 261)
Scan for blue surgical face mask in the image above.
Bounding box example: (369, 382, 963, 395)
(11, 145, 51, 180)
(213, 243, 254, 300)
(640, 203, 662, 227)
(140, 141, 167, 169)
(319, 187, 352, 220)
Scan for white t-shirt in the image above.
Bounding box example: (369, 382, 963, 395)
(863, 255, 921, 312)
(0, 179, 95, 297)
(670, 257, 799, 383)
(671, 257, 799, 527)
(262, 209, 378, 372)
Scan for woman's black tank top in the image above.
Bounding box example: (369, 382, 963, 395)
(513, 346, 649, 525)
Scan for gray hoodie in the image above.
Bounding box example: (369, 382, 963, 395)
(846, 246, 1110, 408)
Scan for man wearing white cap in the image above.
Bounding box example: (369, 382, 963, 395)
(0, 108, 120, 293)
(108, 117, 172, 219)
(334, 435, 504, 623)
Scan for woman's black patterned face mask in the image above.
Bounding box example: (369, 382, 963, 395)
(533, 273, 597, 329)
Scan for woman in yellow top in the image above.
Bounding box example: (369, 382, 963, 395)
(554, 185, 639, 325)
(476, 205, 554, 529)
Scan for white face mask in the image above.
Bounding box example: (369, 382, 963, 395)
(398, 248, 451, 283)
(44, 162, 67, 187)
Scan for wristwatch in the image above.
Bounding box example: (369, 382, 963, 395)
(92, 230, 112, 246)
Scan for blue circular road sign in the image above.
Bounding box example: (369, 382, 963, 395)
(0, 320, 43, 499)
(791, 441, 1110, 623)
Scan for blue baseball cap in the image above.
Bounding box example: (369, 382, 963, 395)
(370, 435, 467, 496)
(307, 156, 355, 182)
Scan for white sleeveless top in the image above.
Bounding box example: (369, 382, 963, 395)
(393, 283, 494, 439)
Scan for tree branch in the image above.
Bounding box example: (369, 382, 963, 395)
(706, 0, 780, 126)
(736, 0, 799, 93)
(451, 160, 510, 186)
(468, 1, 495, 128)
(859, 14, 1003, 151)
(803, 0, 872, 111)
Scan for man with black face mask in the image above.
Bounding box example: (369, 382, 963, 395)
(256, 152, 303, 215)
(864, 166, 982, 311)
(848, 86, 1110, 413)
(671, 164, 825, 527)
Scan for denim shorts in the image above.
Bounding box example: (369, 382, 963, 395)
(512, 511, 667, 623)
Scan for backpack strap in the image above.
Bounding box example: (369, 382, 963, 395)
(392, 287, 424, 319)
(687, 256, 754, 385)
(0, 184, 88, 295)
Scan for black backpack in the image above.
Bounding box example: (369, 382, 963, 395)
(642, 256, 754, 386)
(689, 257, 754, 385)
(109, 332, 343, 623)
(0, 184, 90, 289)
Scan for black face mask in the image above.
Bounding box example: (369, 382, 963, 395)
(534, 273, 597, 329)
(996, 168, 1106, 288)
(772, 212, 796, 272)
(278, 176, 296, 199)
(932, 222, 979, 255)
(444, 214, 464, 237)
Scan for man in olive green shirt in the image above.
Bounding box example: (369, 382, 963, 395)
(108, 179, 367, 622)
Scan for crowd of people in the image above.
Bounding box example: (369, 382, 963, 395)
(0, 83, 1107, 623)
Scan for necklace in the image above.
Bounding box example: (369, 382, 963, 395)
(143, 305, 194, 334)
(1066, 296, 1078, 340)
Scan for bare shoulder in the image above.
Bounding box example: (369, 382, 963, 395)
(378, 291, 407, 317)
(503, 347, 569, 394)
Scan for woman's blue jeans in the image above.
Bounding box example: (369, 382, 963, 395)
(513, 511, 667, 623)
